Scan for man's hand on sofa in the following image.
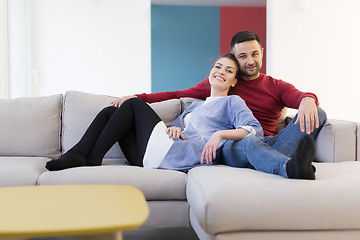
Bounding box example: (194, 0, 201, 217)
(111, 95, 138, 108)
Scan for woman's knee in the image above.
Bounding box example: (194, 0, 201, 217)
(122, 97, 144, 106)
(99, 106, 117, 116)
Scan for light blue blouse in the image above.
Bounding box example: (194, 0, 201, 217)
(157, 95, 263, 171)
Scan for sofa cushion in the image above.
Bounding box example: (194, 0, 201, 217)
(315, 119, 357, 163)
(187, 162, 360, 235)
(0, 157, 49, 186)
(61, 91, 182, 161)
(0, 94, 62, 159)
(38, 165, 187, 200)
(180, 97, 201, 112)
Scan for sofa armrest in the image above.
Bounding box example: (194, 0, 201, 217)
(315, 119, 359, 163)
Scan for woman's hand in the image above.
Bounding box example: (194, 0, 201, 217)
(111, 95, 138, 108)
(166, 127, 184, 140)
(201, 132, 222, 165)
(200, 128, 251, 166)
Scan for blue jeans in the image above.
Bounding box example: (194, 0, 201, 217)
(220, 107, 327, 178)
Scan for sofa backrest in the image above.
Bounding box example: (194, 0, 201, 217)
(0, 91, 294, 162)
(61, 91, 182, 163)
(0, 94, 62, 159)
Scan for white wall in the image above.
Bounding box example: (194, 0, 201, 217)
(0, 0, 6, 98)
(8, 0, 151, 98)
(267, 0, 360, 122)
(7, 0, 31, 98)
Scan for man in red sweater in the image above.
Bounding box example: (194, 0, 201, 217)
(112, 31, 327, 179)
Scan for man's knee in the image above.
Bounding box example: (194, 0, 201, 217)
(242, 134, 261, 144)
(221, 135, 259, 168)
(317, 107, 327, 126)
(223, 134, 258, 151)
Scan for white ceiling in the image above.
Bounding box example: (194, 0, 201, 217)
(151, 0, 266, 7)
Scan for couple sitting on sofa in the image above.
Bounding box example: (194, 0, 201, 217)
(46, 31, 327, 180)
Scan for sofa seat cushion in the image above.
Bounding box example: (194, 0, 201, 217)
(0, 157, 49, 186)
(38, 165, 187, 200)
(187, 162, 360, 235)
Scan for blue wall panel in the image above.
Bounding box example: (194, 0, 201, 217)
(151, 5, 220, 92)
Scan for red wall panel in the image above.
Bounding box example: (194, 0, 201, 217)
(220, 7, 266, 74)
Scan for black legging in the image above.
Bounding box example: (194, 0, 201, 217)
(72, 98, 161, 167)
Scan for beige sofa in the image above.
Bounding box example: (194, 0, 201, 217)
(1, 90, 360, 240)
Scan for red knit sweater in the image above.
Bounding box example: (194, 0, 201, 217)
(136, 73, 319, 136)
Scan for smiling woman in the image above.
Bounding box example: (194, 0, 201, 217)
(208, 53, 240, 95)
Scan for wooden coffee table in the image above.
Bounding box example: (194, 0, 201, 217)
(0, 185, 149, 240)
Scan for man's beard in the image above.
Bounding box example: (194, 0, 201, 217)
(241, 64, 261, 78)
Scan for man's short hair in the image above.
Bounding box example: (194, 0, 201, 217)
(230, 31, 262, 51)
